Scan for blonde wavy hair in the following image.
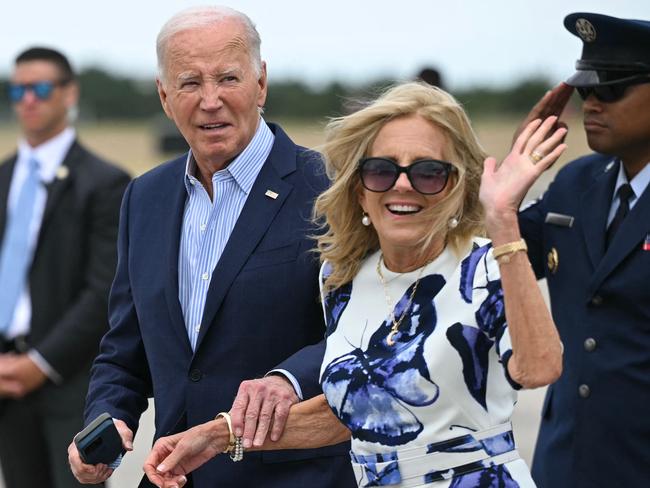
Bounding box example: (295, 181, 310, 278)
(315, 82, 487, 292)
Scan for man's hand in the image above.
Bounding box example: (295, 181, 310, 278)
(512, 83, 574, 146)
(230, 375, 299, 448)
(68, 419, 133, 484)
(144, 419, 229, 488)
(0, 353, 46, 398)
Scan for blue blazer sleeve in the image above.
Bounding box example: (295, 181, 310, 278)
(84, 181, 152, 432)
(274, 341, 326, 400)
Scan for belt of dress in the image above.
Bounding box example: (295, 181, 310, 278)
(350, 422, 520, 487)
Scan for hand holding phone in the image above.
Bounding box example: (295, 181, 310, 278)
(74, 412, 125, 466)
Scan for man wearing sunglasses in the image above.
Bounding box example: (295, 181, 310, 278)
(517, 12, 650, 488)
(0, 47, 129, 488)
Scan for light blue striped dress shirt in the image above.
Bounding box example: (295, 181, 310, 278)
(179, 119, 274, 350)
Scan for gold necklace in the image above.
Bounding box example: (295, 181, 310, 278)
(376, 254, 426, 346)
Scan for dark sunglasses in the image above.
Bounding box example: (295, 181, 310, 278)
(7, 79, 70, 103)
(577, 76, 650, 103)
(358, 157, 457, 195)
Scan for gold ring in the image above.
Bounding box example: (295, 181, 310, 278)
(530, 151, 544, 164)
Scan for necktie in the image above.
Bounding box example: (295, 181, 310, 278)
(605, 183, 634, 248)
(0, 157, 41, 334)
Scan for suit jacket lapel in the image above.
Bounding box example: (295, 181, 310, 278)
(195, 126, 295, 351)
(163, 159, 194, 353)
(37, 142, 80, 242)
(0, 157, 17, 244)
(580, 159, 617, 268)
(0, 144, 78, 244)
(589, 177, 650, 294)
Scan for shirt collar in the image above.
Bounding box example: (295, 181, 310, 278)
(183, 118, 275, 195)
(612, 159, 650, 202)
(17, 127, 76, 183)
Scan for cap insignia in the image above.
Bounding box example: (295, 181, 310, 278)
(576, 18, 597, 42)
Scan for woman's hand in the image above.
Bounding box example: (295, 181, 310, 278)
(480, 116, 567, 240)
(144, 419, 229, 488)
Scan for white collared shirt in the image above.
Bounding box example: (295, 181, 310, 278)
(607, 159, 650, 226)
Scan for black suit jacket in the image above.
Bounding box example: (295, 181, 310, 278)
(0, 140, 130, 381)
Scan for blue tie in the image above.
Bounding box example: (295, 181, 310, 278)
(0, 157, 41, 334)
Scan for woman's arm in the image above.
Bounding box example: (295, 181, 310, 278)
(258, 393, 351, 449)
(144, 394, 349, 487)
(480, 116, 565, 389)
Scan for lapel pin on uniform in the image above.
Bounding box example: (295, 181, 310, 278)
(265, 189, 279, 199)
(56, 165, 69, 180)
(643, 233, 650, 251)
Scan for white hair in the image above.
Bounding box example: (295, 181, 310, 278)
(156, 5, 262, 81)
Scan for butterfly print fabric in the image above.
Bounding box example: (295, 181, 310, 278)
(319, 239, 536, 487)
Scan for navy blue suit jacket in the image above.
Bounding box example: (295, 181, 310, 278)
(85, 124, 355, 488)
(519, 154, 650, 488)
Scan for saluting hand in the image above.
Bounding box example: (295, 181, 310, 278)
(511, 83, 574, 146)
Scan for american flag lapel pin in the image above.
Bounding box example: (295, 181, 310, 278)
(265, 189, 279, 199)
(643, 233, 650, 251)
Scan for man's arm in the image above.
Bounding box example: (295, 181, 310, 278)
(229, 335, 326, 449)
(518, 190, 551, 279)
(84, 180, 152, 428)
(69, 181, 153, 484)
(511, 83, 574, 146)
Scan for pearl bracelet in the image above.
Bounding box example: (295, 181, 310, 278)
(215, 412, 244, 462)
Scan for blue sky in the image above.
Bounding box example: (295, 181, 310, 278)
(2, 0, 649, 88)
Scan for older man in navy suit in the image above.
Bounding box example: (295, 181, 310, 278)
(518, 12, 650, 488)
(68, 6, 355, 488)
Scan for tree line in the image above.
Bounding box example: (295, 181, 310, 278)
(1, 67, 566, 121)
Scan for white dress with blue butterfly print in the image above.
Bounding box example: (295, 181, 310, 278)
(319, 238, 537, 487)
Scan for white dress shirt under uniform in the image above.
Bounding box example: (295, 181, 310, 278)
(606, 159, 650, 226)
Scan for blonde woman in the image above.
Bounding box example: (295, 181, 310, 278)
(145, 83, 565, 488)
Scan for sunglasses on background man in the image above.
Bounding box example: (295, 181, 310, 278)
(359, 157, 457, 195)
(7, 79, 71, 103)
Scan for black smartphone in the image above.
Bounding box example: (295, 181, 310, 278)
(74, 412, 125, 465)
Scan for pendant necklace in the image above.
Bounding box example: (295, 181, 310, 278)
(376, 254, 426, 346)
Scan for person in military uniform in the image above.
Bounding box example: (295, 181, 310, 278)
(517, 12, 650, 488)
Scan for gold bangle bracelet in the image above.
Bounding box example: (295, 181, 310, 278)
(215, 411, 235, 453)
(492, 238, 528, 263)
